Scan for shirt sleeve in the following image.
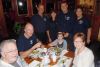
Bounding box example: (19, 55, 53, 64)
(51, 39, 58, 46)
(85, 17, 91, 28)
(16, 38, 25, 51)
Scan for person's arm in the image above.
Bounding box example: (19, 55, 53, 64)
(46, 30, 52, 42)
(19, 42, 41, 58)
(87, 28, 91, 44)
(63, 40, 67, 50)
(48, 39, 58, 47)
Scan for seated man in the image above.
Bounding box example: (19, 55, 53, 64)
(0, 39, 22, 67)
(49, 32, 67, 50)
(17, 23, 41, 58)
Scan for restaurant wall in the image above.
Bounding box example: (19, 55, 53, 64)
(0, 0, 8, 38)
(91, 16, 100, 40)
(0, 0, 100, 40)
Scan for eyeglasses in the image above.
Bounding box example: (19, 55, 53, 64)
(3, 49, 18, 53)
(74, 41, 83, 43)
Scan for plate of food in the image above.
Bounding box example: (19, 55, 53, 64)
(29, 50, 40, 58)
(48, 47, 62, 56)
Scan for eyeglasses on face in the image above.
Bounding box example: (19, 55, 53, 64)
(3, 49, 18, 53)
(74, 41, 83, 43)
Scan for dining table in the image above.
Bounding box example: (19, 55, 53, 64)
(24, 44, 74, 67)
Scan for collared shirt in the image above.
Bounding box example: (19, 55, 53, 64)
(17, 34, 37, 51)
(73, 17, 91, 36)
(56, 11, 74, 34)
(31, 14, 49, 33)
(0, 57, 23, 67)
(72, 47, 94, 67)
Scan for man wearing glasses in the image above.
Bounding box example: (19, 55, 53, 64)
(0, 39, 22, 67)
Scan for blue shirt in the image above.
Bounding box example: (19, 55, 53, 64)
(73, 17, 91, 36)
(17, 34, 37, 51)
(56, 11, 74, 34)
(31, 14, 49, 33)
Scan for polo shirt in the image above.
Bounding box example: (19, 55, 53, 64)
(31, 14, 49, 33)
(73, 17, 91, 36)
(56, 11, 74, 34)
(17, 34, 37, 51)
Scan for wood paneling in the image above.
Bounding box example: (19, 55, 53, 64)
(0, 0, 8, 38)
(91, 16, 100, 40)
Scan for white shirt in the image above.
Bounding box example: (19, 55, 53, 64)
(72, 47, 94, 67)
(0, 57, 23, 67)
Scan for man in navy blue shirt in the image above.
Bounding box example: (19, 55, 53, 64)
(56, 1, 75, 51)
(17, 23, 41, 58)
(31, 4, 50, 44)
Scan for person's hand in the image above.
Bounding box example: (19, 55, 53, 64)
(64, 33, 69, 38)
(32, 42, 42, 49)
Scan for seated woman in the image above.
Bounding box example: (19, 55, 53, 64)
(49, 32, 67, 50)
(72, 33, 94, 67)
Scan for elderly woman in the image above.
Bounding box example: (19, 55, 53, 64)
(72, 33, 94, 67)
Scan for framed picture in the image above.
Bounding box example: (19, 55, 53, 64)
(77, 0, 95, 15)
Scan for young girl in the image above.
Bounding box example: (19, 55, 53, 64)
(49, 32, 67, 50)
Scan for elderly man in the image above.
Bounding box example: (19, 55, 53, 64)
(17, 23, 41, 58)
(0, 39, 22, 67)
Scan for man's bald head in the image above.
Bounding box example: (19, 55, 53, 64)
(24, 23, 34, 38)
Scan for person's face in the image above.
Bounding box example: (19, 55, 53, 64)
(61, 3, 68, 13)
(2, 43, 18, 63)
(37, 5, 44, 14)
(51, 11, 56, 18)
(74, 37, 85, 50)
(24, 24, 34, 38)
(58, 34, 63, 40)
(76, 8, 83, 17)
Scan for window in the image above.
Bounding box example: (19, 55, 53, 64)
(17, 0, 28, 15)
(32, 0, 41, 14)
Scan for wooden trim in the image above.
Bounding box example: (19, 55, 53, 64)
(0, 0, 8, 37)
